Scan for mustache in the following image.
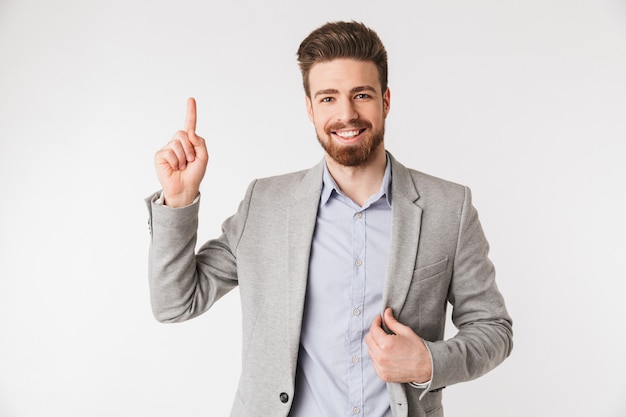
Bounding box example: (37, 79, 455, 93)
(327, 120, 372, 132)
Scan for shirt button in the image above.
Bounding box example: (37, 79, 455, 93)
(355, 212, 362, 218)
(355, 259, 362, 266)
(353, 406, 361, 414)
(353, 308, 361, 316)
(279, 392, 289, 403)
(352, 355, 359, 363)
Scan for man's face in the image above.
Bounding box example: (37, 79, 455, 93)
(305, 59, 390, 167)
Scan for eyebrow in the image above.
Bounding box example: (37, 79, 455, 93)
(313, 85, 378, 98)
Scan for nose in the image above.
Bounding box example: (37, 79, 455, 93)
(337, 99, 358, 122)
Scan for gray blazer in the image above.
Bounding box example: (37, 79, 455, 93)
(146, 154, 513, 417)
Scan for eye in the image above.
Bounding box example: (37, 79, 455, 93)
(355, 93, 370, 99)
(321, 97, 334, 103)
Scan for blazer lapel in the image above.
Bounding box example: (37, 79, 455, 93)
(285, 160, 324, 376)
(382, 154, 423, 319)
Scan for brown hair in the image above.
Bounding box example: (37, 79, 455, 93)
(296, 21, 388, 97)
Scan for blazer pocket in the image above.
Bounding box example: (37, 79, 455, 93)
(412, 257, 448, 283)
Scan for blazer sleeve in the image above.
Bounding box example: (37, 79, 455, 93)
(424, 186, 513, 390)
(145, 181, 255, 323)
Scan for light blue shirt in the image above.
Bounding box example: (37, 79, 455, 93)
(289, 157, 393, 417)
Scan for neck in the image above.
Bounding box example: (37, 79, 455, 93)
(325, 147, 387, 206)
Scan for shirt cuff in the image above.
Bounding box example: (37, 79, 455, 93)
(153, 191, 200, 207)
(408, 381, 432, 389)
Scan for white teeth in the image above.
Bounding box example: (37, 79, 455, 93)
(336, 130, 360, 138)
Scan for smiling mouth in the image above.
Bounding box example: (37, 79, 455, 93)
(332, 129, 366, 139)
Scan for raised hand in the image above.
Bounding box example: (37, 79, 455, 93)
(365, 308, 433, 384)
(154, 98, 209, 208)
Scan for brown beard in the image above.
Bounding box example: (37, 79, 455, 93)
(317, 120, 385, 167)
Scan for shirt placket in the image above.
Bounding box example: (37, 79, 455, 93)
(348, 208, 366, 416)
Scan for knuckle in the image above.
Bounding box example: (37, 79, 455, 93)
(379, 340, 393, 352)
(378, 355, 391, 367)
(156, 148, 171, 159)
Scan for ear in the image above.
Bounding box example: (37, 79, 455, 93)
(305, 95, 314, 122)
(383, 87, 391, 118)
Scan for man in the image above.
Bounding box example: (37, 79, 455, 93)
(146, 21, 512, 417)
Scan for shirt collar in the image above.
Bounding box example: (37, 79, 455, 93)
(320, 153, 392, 208)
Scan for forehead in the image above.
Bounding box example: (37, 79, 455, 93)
(308, 58, 381, 93)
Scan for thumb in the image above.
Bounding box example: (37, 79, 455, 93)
(383, 308, 407, 335)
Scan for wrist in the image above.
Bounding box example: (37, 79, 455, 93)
(162, 191, 199, 208)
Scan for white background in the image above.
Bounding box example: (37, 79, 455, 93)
(1, 0, 625, 416)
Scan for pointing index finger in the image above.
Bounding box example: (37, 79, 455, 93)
(185, 97, 197, 133)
